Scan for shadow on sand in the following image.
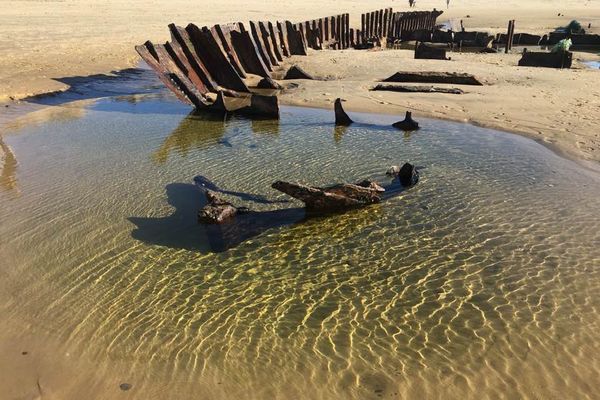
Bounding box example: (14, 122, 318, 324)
(24, 68, 163, 106)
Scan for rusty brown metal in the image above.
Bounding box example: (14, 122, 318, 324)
(136, 41, 211, 108)
(185, 24, 249, 92)
(247, 21, 275, 70)
(211, 24, 247, 78)
(276, 21, 291, 57)
(229, 23, 271, 77)
(168, 24, 219, 92)
(285, 21, 307, 55)
(253, 21, 279, 67)
(266, 22, 284, 62)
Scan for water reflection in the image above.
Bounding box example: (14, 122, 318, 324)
(152, 112, 228, 164)
(0, 136, 18, 192)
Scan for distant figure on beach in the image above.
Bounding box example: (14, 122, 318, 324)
(409, 0, 414, 8)
(447, 0, 450, 8)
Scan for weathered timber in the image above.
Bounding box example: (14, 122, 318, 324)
(136, 41, 211, 108)
(518, 50, 573, 69)
(211, 24, 247, 78)
(168, 24, 219, 92)
(249, 21, 276, 69)
(334, 98, 353, 126)
(199, 190, 249, 224)
(372, 84, 463, 94)
(276, 21, 291, 57)
(283, 65, 314, 80)
(271, 181, 382, 211)
(496, 32, 541, 45)
(266, 22, 284, 62)
(415, 42, 449, 60)
(229, 25, 271, 77)
(286, 21, 307, 55)
(185, 24, 249, 92)
(382, 71, 483, 86)
(258, 21, 282, 63)
(392, 111, 420, 131)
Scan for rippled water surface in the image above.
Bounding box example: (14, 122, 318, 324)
(1, 96, 600, 399)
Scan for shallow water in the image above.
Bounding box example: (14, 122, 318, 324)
(1, 96, 600, 399)
(584, 60, 600, 69)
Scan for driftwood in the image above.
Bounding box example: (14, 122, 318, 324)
(392, 111, 420, 131)
(198, 190, 249, 224)
(372, 84, 463, 94)
(334, 98, 353, 126)
(383, 71, 483, 86)
(271, 180, 383, 211)
(283, 65, 314, 80)
(518, 50, 572, 69)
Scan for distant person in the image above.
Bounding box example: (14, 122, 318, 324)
(409, 0, 414, 8)
(447, 0, 450, 8)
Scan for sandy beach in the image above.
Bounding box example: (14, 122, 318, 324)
(1, 0, 600, 166)
(2, 1, 600, 399)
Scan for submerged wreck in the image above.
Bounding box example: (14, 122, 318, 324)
(198, 162, 419, 224)
(136, 9, 445, 117)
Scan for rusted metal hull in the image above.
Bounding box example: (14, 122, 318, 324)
(136, 8, 445, 115)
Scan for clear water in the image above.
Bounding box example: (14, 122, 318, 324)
(584, 60, 600, 69)
(1, 95, 600, 399)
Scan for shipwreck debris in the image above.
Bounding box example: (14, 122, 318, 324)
(373, 84, 463, 94)
(283, 65, 315, 80)
(198, 190, 249, 224)
(256, 77, 283, 89)
(392, 111, 420, 131)
(414, 42, 450, 60)
(383, 71, 483, 86)
(518, 49, 573, 69)
(334, 98, 353, 126)
(271, 180, 383, 211)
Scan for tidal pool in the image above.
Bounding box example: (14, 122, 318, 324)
(1, 95, 599, 399)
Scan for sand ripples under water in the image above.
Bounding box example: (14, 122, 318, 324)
(1, 96, 600, 399)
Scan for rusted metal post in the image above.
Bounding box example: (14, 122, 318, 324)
(361, 13, 366, 38)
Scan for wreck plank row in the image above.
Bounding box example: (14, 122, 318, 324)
(163, 40, 210, 94)
(168, 24, 219, 92)
(257, 21, 280, 65)
(248, 21, 275, 70)
(212, 24, 247, 78)
(229, 28, 271, 77)
(266, 22, 284, 61)
(276, 21, 291, 57)
(186, 24, 249, 92)
(285, 21, 307, 55)
(154, 43, 211, 107)
(135, 42, 192, 105)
